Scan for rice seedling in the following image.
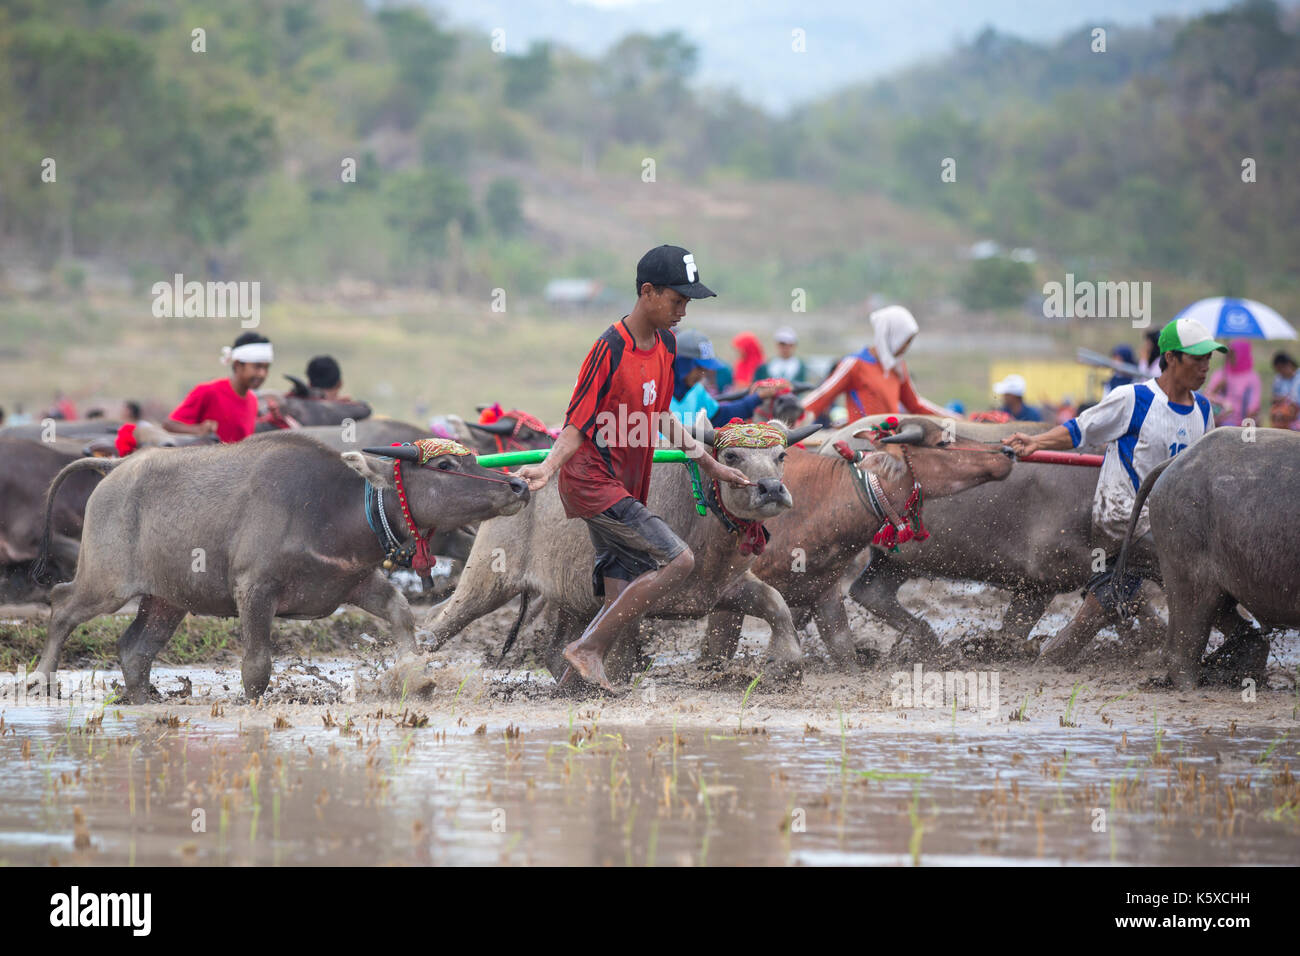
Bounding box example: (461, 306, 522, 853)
(1060, 683, 1085, 728)
(1256, 732, 1288, 766)
(908, 785, 924, 866)
(737, 673, 761, 733)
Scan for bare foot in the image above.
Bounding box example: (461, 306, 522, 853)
(563, 643, 617, 693)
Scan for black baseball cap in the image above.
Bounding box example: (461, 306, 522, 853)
(635, 245, 716, 298)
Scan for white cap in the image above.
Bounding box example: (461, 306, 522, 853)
(774, 326, 798, 345)
(993, 374, 1026, 397)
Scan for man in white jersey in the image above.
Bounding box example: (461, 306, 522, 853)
(1004, 317, 1227, 666)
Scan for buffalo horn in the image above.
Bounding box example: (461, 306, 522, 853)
(362, 444, 419, 461)
(467, 419, 516, 435)
(879, 423, 925, 445)
(784, 422, 822, 445)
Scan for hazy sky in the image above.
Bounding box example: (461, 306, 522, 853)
(427, 0, 1231, 110)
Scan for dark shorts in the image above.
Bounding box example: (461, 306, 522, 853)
(583, 497, 687, 598)
(1085, 533, 1159, 616)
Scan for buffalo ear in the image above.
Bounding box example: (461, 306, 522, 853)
(342, 451, 395, 489)
(785, 423, 822, 445)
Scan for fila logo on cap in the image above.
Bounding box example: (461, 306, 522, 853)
(683, 253, 697, 282)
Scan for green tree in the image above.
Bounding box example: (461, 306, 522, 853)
(484, 178, 524, 236)
(171, 103, 276, 254)
(503, 41, 553, 106)
(376, 8, 456, 129)
(385, 167, 477, 258)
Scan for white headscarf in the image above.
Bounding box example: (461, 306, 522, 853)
(221, 342, 274, 365)
(869, 305, 918, 373)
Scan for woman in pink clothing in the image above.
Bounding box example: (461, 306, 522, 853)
(1204, 339, 1262, 427)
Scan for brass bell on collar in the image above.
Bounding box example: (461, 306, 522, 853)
(383, 559, 395, 570)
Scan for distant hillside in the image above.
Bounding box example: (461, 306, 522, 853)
(0, 0, 1296, 314)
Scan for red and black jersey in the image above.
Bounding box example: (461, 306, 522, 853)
(558, 319, 677, 519)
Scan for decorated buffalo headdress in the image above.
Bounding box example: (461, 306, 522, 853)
(401, 438, 473, 462)
(713, 419, 788, 450)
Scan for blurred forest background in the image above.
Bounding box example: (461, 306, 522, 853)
(0, 0, 1296, 417)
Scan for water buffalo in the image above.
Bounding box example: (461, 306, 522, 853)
(31, 432, 530, 702)
(704, 416, 1015, 665)
(0, 427, 209, 597)
(823, 417, 1119, 658)
(292, 413, 553, 571)
(424, 419, 821, 681)
(0, 419, 123, 442)
(463, 407, 556, 456)
(1114, 427, 1300, 689)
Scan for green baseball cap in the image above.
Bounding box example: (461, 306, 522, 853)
(1157, 317, 1228, 356)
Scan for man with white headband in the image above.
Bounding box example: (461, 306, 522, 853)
(165, 331, 272, 443)
(801, 304, 947, 422)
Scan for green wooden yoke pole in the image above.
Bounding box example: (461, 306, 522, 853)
(475, 448, 689, 469)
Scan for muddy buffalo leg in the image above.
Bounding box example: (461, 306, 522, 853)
(999, 589, 1052, 651)
(347, 571, 436, 699)
(1163, 580, 1225, 690)
(1200, 598, 1270, 687)
(348, 571, 417, 657)
(425, 570, 522, 652)
(118, 596, 187, 703)
(235, 585, 278, 699)
(545, 605, 586, 680)
(35, 580, 126, 687)
(848, 561, 941, 656)
(812, 587, 858, 666)
(713, 571, 802, 668)
(704, 611, 743, 660)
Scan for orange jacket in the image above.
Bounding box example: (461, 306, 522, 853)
(802, 353, 929, 420)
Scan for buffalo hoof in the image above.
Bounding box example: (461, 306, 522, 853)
(761, 657, 803, 685)
(885, 634, 941, 667)
(122, 682, 163, 705)
(1200, 632, 1269, 689)
(383, 655, 436, 701)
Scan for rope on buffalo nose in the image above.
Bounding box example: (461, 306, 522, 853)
(692, 418, 785, 556)
(392, 440, 472, 579)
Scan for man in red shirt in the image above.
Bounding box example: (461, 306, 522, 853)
(517, 245, 751, 692)
(165, 332, 271, 443)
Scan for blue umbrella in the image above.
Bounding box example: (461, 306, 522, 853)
(1173, 297, 1297, 340)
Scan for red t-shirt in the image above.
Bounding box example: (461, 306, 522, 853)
(170, 378, 258, 443)
(558, 320, 676, 519)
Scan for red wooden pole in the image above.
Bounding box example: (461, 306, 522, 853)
(1018, 451, 1105, 467)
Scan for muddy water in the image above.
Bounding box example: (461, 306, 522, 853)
(1, 703, 1297, 866)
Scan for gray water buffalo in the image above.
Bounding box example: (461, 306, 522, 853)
(704, 417, 1015, 665)
(464, 407, 555, 456)
(826, 417, 1110, 658)
(254, 393, 372, 430)
(1114, 427, 1300, 689)
(0, 419, 123, 442)
(0, 427, 211, 597)
(292, 413, 553, 570)
(31, 432, 529, 702)
(425, 420, 821, 681)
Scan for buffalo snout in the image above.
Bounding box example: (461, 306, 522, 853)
(508, 476, 529, 498)
(755, 477, 785, 499)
